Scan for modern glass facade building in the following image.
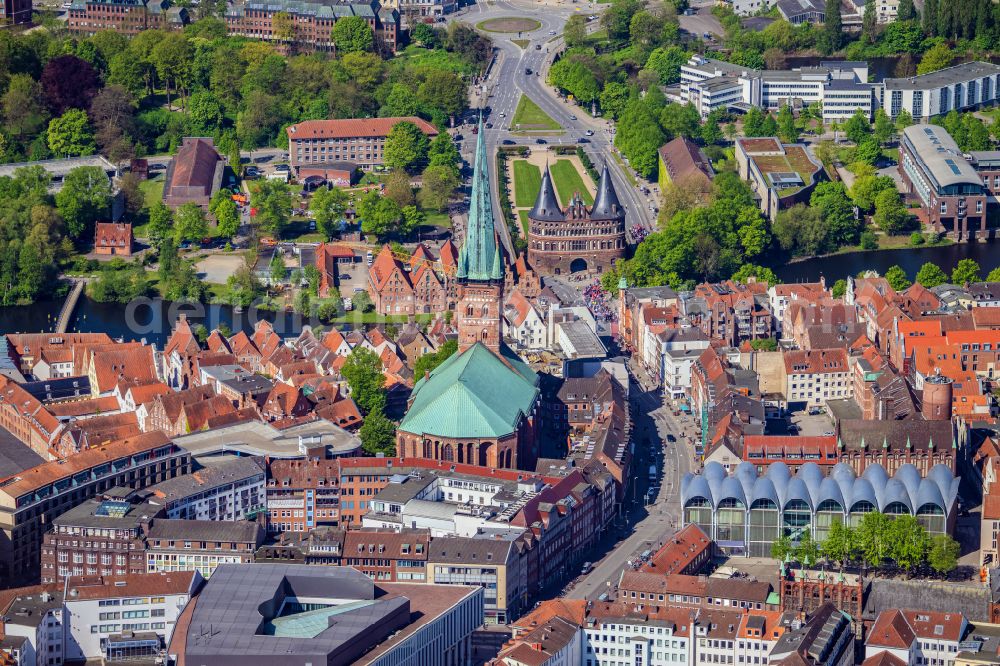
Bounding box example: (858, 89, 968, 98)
(681, 461, 959, 557)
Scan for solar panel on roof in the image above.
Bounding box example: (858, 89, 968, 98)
(945, 158, 963, 175)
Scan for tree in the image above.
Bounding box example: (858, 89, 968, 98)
(212, 195, 240, 238)
(916, 262, 949, 288)
(844, 109, 872, 145)
(147, 201, 173, 249)
(40, 55, 101, 115)
(117, 172, 145, 220)
(3, 74, 47, 142)
(174, 203, 208, 243)
(777, 104, 798, 143)
(855, 511, 892, 567)
(851, 174, 896, 210)
(927, 534, 960, 574)
(414, 339, 458, 378)
(645, 46, 688, 85)
(341, 347, 386, 414)
(923, 0, 938, 34)
(249, 179, 291, 237)
(952, 258, 981, 285)
(353, 290, 373, 313)
(887, 515, 930, 572)
(332, 15, 374, 54)
(987, 267, 1000, 282)
(401, 205, 425, 235)
(820, 0, 842, 53)
(359, 407, 396, 455)
(771, 534, 793, 561)
(383, 121, 430, 173)
(873, 108, 895, 145)
(419, 164, 460, 212)
(310, 187, 349, 240)
(731, 263, 777, 285)
(564, 14, 588, 47)
(410, 23, 439, 47)
(357, 190, 403, 238)
(56, 166, 111, 240)
(548, 57, 600, 102)
(187, 90, 225, 135)
(821, 520, 855, 566)
(384, 171, 415, 207)
(417, 70, 467, 116)
(897, 0, 916, 20)
(873, 189, 912, 234)
(269, 251, 286, 284)
(917, 43, 954, 75)
(895, 109, 913, 132)
(862, 0, 877, 43)
(885, 265, 912, 291)
(151, 33, 193, 107)
(428, 132, 461, 168)
(47, 109, 95, 157)
(793, 528, 821, 567)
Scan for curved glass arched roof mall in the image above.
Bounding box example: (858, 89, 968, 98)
(680, 461, 959, 557)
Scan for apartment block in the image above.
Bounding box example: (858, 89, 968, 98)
(0, 432, 191, 585)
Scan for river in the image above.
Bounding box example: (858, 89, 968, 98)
(1, 240, 998, 340)
(775, 239, 1000, 283)
(0, 297, 314, 347)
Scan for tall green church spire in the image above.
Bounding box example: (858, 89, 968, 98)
(456, 114, 503, 282)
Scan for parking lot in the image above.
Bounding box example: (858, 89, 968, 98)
(195, 254, 247, 284)
(788, 409, 837, 437)
(336, 260, 369, 300)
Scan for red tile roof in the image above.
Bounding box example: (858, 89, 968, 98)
(287, 117, 438, 141)
(640, 524, 711, 575)
(783, 348, 849, 375)
(65, 571, 196, 600)
(94, 222, 132, 249)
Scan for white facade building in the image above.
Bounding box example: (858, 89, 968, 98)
(63, 571, 201, 663)
(145, 456, 266, 521)
(677, 56, 874, 122)
(880, 62, 1000, 121)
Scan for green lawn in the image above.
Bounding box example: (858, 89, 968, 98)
(512, 160, 542, 208)
(512, 39, 529, 48)
(395, 44, 478, 75)
(512, 95, 562, 131)
(424, 211, 451, 228)
(550, 159, 594, 207)
(139, 175, 164, 208)
(518, 209, 531, 235)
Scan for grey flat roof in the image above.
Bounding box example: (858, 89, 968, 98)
(174, 419, 361, 459)
(557, 320, 607, 359)
(698, 77, 742, 93)
(145, 457, 264, 504)
(0, 426, 44, 479)
(147, 519, 261, 543)
(371, 475, 434, 505)
(902, 125, 982, 188)
(201, 365, 274, 394)
(884, 61, 1000, 90)
(52, 497, 163, 529)
(0, 155, 116, 180)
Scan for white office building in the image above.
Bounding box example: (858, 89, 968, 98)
(880, 61, 1000, 121)
(676, 56, 875, 122)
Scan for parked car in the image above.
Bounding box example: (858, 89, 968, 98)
(274, 164, 291, 173)
(535, 138, 547, 144)
(502, 139, 516, 145)
(666, 434, 676, 442)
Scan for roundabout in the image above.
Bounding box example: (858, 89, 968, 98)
(475, 16, 542, 33)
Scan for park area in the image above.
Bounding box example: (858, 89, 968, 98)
(511, 95, 561, 132)
(475, 17, 542, 33)
(507, 151, 597, 235)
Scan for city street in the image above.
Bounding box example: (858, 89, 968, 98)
(566, 360, 696, 601)
(452, 0, 658, 252)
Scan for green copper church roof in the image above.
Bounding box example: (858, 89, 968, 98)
(456, 116, 503, 282)
(399, 343, 538, 439)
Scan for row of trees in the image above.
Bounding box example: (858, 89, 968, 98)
(771, 513, 960, 575)
(0, 18, 486, 165)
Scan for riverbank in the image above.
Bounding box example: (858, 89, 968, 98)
(776, 237, 1000, 283)
(785, 235, 954, 265)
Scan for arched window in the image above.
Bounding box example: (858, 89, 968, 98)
(482, 329, 489, 341)
(482, 304, 489, 317)
(466, 305, 474, 317)
(442, 443, 454, 462)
